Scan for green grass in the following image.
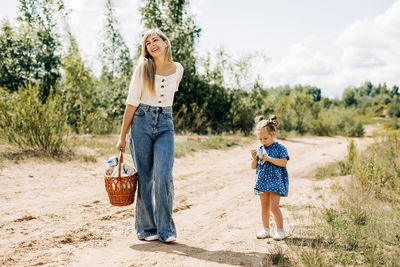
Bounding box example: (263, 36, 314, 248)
(69, 134, 126, 158)
(291, 130, 400, 266)
(1, 134, 252, 166)
(79, 154, 97, 162)
(174, 135, 251, 158)
(281, 204, 315, 212)
(315, 160, 353, 180)
(264, 245, 292, 266)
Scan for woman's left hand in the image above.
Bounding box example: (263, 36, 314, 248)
(116, 139, 126, 153)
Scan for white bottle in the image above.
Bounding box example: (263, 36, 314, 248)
(106, 156, 118, 176)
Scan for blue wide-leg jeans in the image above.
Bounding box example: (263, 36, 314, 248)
(129, 103, 176, 242)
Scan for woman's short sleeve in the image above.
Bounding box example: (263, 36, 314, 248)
(175, 63, 184, 91)
(126, 66, 142, 106)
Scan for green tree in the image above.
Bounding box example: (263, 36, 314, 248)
(275, 95, 293, 132)
(62, 32, 96, 133)
(98, 0, 133, 126)
(290, 91, 313, 134)
(17, 0, 63, 98)
(343, 87, 357, 107)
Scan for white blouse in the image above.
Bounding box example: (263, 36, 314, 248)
(126, 62, 184, 107)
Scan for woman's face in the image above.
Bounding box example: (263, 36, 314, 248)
(145, 33, 168, 58)
(258, 130, 276, 146)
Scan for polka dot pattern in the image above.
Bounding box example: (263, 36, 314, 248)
(254, 142, 289, 197)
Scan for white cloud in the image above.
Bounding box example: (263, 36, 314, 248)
(261, 0, 400, 98)
(261, 37, 335, 91)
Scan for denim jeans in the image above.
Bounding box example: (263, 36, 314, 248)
(129, 103, 176, 242)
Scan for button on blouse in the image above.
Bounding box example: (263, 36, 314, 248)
(126, 62, 184, 107)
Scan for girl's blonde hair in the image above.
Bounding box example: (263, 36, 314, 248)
(138, 28, 172, 95)
(254, 114, 279, 134)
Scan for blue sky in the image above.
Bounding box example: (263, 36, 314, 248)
(1, 0, 399, 97)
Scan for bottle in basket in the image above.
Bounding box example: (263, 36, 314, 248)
(106, 156, 118, 176)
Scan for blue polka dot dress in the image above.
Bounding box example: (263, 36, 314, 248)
(254, 142, 289, 197)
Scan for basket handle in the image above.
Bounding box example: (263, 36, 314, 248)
(118, 148, 124, 178)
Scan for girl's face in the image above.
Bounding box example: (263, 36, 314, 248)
(145, 33, 168, 59)
(258, 130, 276, 146)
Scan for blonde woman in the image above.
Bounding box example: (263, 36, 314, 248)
(116, 29, 184, 243)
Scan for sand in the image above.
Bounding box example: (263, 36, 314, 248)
(0, 135, 373, 266)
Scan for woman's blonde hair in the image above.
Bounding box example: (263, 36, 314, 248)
(254, 114, 279, 135)
(138, 28, 172, 95)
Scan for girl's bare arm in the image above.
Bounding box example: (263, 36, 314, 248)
(263, 156, 288, 167)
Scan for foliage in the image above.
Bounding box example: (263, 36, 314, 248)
(0, 83, 68, 153)
(387, 97, 400, 118)
(0, 0, 398, 137)
(353, 130, 400, 196)
(98, 0, 133, 125)
(62, 32, 96, 133)
(342, 81, 399, 115)
(0, 0, 63, 98)
(300, 133, 400, 265)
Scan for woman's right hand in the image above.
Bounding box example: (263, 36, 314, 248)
(116, 138, 126, 153)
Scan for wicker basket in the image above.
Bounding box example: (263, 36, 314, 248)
(104, 151, 138, 206)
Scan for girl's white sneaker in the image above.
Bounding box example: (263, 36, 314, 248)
(273, 229, 286, 240)
(256, 229, 270, 239)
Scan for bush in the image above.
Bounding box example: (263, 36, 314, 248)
(0, 83, 68, 153)
(388, 98, 400, 118)
(353, 130, 400, 195)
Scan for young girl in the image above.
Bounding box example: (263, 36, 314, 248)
(250, 115, 289, 240)
(116, 29, 183, 243)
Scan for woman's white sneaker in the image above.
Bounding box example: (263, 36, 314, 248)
(273, 229, 286, 240)
(164, 236, 176, 243)
(256, 229, 270, 239)
(144, 235, 159, 241)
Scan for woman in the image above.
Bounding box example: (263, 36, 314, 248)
(116, 28, 184, 243)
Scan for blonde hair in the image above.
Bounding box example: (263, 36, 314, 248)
(138, 28, 172, 95)
(254, 114, 279, 135)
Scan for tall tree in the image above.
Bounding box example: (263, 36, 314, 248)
(99, 0, 133, 121)
(62, 31, 96, 133)
(0, 0, 63, 98)
(18, 0, 63, 98)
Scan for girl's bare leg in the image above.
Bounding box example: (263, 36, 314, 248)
(269, 192, 283, 229)
(259, 192, 271, 228)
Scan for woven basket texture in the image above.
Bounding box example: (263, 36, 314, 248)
(105, 151, 137, 206)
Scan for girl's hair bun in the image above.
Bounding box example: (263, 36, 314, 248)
(255, 115, 264, 123)
(269, 114, 279, 127)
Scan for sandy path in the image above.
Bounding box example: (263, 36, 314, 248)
(0, 135, 372, 266)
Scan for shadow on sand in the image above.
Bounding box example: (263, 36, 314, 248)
(130, 241, 271, 266)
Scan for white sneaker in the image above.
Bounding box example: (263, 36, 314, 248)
(273, 229, 286, 240)
(144, 234, 159, 241)
(164, 236, 176, 243)
(256, 229, 270, 239)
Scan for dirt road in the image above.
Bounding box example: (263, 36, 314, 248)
(0, 135, 372, 266)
